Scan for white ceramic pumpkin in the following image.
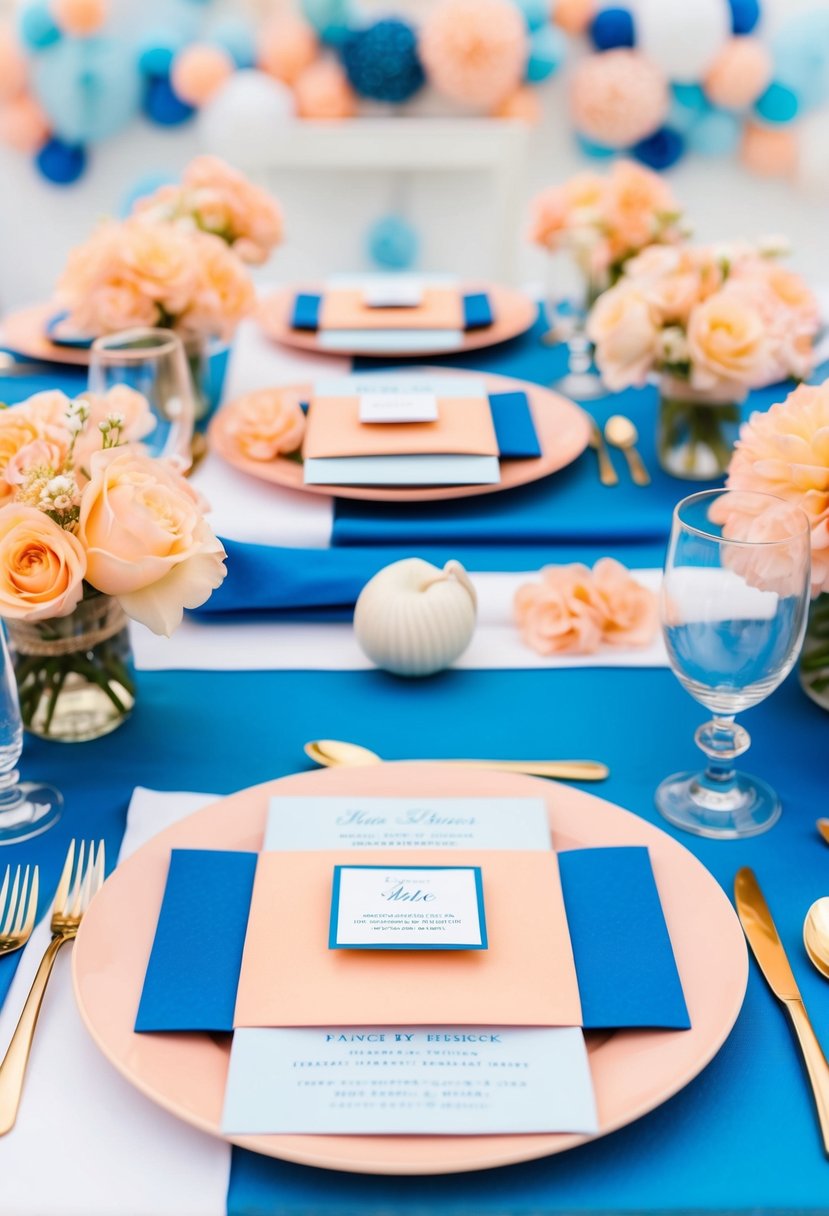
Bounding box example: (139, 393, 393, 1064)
(353, 557, 477, 677)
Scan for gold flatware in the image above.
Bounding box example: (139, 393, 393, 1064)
(304, 739, 609, 782)
(0, 840, 104, 1135)
(0, 865, 38, 959)
(587, 416, 618, 487)
(604, 415, 651, 487)
(735, 867, 829, 1154)
(804, 898, 829, 981)
(817, 819, 829, 846)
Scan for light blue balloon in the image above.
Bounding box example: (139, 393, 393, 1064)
(526, 24, 567, 83)
(19, 1, 60, 50)
(367, 215, 419, 271)
(137, 27, 188, 77)
(516, 0, 550, 32)
(575, 133, 616, 159)
(301, 0, 355, 43)
(687, 109, 741, 155)
(208, 17, 257, 69)
(668, 83, 711, 136)
(33, 37, 141, 145)
(773, 11, 829, 112)
(755, 81, 799, 124)
(118, 171, 178, 218)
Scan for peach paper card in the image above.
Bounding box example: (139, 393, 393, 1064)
(234, 849, 582, 1028)
(303, 395, 499, 460)
(320, 289, 462, 331)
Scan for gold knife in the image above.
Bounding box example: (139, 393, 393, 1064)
(735, 867, 829, 1155)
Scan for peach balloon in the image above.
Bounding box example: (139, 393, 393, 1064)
(259, 14, 318, 86)
(704, 37, 772, 110)
(0, 94, 49, 152)
(51, 0, 107, 36)
(494, 86, 542, 123)
(570, 50, 668, 148)
(294, 59, 356, 119)
(171, 44, 235, 107)
(741, 121, 798, 178)
(554, 0, 594, 35)
(0, 24, 27, 103)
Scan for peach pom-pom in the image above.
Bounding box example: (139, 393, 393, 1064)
(420, 0, 528, 110)
(704, 37, 772, 110)
(0, 25, 27, 103)
(554, 0, 594, 35)
(493, 86, 542, 123)
(259, 14, 318, 86)
(294, 59, 356, 119)
(570, 50, 668, 148)
(0, 94, 49, 152)
(741, 121, 797, 178)
(51, 0, 107, 36)
(171, 44, 235, 107)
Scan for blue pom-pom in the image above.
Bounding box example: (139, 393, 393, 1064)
(137, 28, 187, 77)
(367, 215, 419, 270)
(142, 73, 195, 126)
(302, 0, 354, 45)
(515, 0, 550, 32)
(19, 1, 61, 50)
(631, 126, 685, 171)
(576, 133, 616, 158)
(774, 12, 829, 112)
(755, 81, 799, 124)
(119, 171, 177, 217)
(727, 0, 760, 36)
(687, 109, 741, 155)
(35, 137, 86, 184)
(590, 7, 635, 51)
(526, 24, 567, 82)
(208, 17, 256, 69)
(341, 18, 424, 103)
(32, 36, 142, 145)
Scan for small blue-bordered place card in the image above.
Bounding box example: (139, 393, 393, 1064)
(329, 865, 487, 951)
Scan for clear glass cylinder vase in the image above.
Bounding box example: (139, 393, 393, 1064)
(6, 594, 135, 742)
(657, 375, 743, 480)
(800, 593, 829, 712)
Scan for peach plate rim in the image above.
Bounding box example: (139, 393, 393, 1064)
(257, 283, 537, 360)
(72, 765, 748, 1177)
(208, 367, 591, 503)
(1, 302, 93, 367)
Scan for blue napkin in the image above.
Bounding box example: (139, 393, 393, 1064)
(135, 844, 689, 1034)
(290, 292, 493, 332)
(135, 849, 257, 1033)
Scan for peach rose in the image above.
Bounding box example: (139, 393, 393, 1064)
(182, 156, 283, 262)
(587, 285, 659, 390)
(686, 290, 771, 392)
(514, 566, 604, 656)
(4, 438, 65, 487)
(180, 232, 255, 340)
(0, 412, 45, 503)
(23, 391, 74, 433)
(529, 185, 569, 250)
(592, 557, 658, 646)
(73, 386, 157, 478)
(79, 448, 226, 635)
(0, 505, 86, 620)
(605, 160, 678, 255)
(224, 390, 305, 461)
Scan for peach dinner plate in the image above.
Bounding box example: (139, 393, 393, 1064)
(1, 302, 92, 366)
(257, 283, 538, 360)
(209, 368, 591, 504)
(72, 765, 748, 1177)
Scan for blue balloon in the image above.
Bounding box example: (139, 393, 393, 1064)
(19, 1, 60, 50)
(367, 215, 419, 271)
(35, 138, 86, 184)
(576, 133, 616, 159)
(33, 36, 142, 145)
(208, 17, 256, 69)
(341, 19, 424, 103)
(754, 81, 799, 124)
(515, 0, 550, 32)
(118, 171, 178, 217)
(137, 27, 187, 77)
(302, 0, 355, 45)
(632, 126, 685, 171)
(590, 7, 635, 51)
(687, 109, 741, 155)
(727, 0, 760, 36)
(774, 12, 829, 112)
(142, 73, 195, 126)
(671, 83, 709, 114)
(526, 25, 567, 82)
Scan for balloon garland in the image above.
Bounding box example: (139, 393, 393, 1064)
(0, 0, 827, 192)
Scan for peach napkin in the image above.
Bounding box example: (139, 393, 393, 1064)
(303, 394, 499, 459)
(320, 288, 463, 331)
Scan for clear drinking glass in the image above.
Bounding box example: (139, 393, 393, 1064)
(0, 625, 62, 845)
(658, 489, 811, 839)
(88, 328, 195, 471)
(550, 257, 607, 401)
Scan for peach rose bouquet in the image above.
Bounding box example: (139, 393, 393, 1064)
(0, 391, 226, 740)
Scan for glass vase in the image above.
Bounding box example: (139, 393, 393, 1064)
(6, 594, 135, 742)
(657, 375, 743, 480)
(800, 593, 829, 712)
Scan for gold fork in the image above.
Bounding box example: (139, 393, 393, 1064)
(587, 416, 619, 487)
(0, 840, 104, 1135)
(0, 864, 39, 959)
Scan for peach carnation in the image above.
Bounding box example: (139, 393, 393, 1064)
(420, 0, 528, 110)
(570, 50, 668, 148)
(224, 389, 306, 461)
(514, 560, 657, 655)
(604, 160, 679, 259)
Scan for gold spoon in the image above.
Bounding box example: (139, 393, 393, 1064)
(604, 415, 651, 486)
(587, 417, 618, 487)
(818, 820, 829, 846)
(304, 739, 609, 782)
(804, 897, 829, 980)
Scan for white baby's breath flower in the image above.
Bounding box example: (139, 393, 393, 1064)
(659, 325, 690, 364)
(758, 233, 791, 259)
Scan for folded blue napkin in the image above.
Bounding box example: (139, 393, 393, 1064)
(135, 844, 689, 1033)
(291, 292, 493, 332)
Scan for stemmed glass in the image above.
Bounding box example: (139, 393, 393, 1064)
(550, 255, 607, 401)
(0, 626, 61, 845)
(658, 489, 811, 839)
(88, 328, 195, 471)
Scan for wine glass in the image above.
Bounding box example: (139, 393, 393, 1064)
(550, 255, 607, 401)
(658, 488, 811, 839)
(88, 328, 195, 471)
(0, 626, 62, 845)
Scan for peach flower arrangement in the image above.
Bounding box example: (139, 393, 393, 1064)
(514, 559, 658, 656)
(529, 160, 685, 285)
(223, 389, 306, 462)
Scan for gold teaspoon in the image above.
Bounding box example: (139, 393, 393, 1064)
(304, 739, 609, 781)
(804, 898, 829, 980)
(604, 415, 651, 486)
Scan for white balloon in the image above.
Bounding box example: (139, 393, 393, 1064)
(796, 107, 829, 199)
(198, 70, 295, 170)
(630, 0, 730, 83)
